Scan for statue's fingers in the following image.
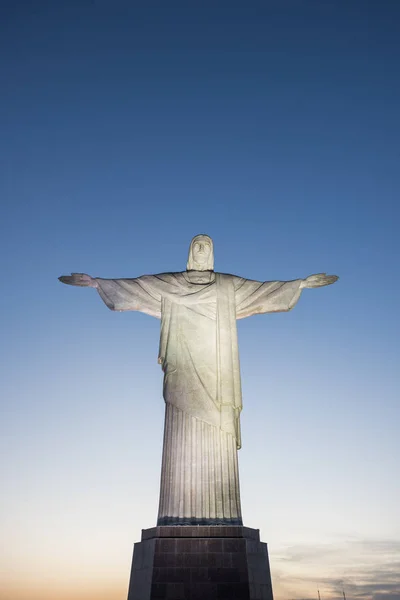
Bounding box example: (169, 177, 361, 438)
(322, 276, 338, 286)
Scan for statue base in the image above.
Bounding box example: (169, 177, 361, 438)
(126, 525, 274, 600)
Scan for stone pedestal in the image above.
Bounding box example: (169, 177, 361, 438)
(126, 526, 274, 600)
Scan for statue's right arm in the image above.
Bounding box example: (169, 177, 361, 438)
(59, 273, 162, 318)
(58, 273, 98, 287)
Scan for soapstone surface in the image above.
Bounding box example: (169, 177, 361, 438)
(59, 236, 337, 525)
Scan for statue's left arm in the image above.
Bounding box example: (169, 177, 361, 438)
(234, 273, 338, 319)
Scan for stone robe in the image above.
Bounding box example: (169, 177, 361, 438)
(95, 271, 302, 525)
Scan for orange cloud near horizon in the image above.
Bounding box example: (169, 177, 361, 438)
(0, 581, 128, 600)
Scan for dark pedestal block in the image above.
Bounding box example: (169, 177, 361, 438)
(127, 526, 273, 600)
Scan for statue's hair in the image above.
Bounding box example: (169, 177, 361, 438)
(187, 234, 214, 271)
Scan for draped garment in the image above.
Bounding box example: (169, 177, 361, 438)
(96, 271, 302, 525)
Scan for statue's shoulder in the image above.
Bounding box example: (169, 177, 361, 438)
(215, 273, 244, 289)
(150, 271, 184, 279)
(152, 272, 188, 286)
(216, 272, 242, 281)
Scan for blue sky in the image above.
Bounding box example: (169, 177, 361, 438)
(1, 2, 399, 600)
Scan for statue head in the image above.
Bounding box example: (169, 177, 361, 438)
(187, 234, 214, 271)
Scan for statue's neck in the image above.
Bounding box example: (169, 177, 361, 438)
(185, 270, 215, 284)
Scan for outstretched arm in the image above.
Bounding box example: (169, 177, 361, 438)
(234, 272, 338, 319)
(58, 272, 162, 318)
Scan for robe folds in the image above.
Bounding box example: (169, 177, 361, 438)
(96, 271, 302, 525)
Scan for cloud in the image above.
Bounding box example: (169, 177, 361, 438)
(278, 539, 400, 565)
(272, 538, 400, 600)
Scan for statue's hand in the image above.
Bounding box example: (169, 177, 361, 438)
(301, 273, 339, 289)
(58, 273, 98, 288)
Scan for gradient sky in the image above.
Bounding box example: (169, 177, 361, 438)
(1, 2, 399, 600)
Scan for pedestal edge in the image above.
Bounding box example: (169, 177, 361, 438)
(141, 525, 260, 541)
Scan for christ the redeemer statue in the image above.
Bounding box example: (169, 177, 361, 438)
(59, 234, 338, 527)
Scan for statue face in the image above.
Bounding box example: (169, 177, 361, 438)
(192, 238, 212, 266)
(187, 234, 214, 271)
